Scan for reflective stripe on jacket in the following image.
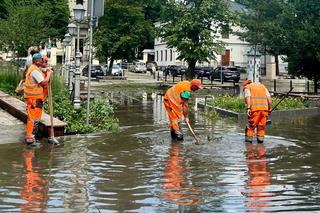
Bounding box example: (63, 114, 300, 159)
(24, 64, 43, 99)
(247, 83, 269, 111)
(164, 81, 191, 116)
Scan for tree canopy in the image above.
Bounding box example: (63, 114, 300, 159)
(0, 0, 69, 57)
(93, 0, 154, 73)
(238, 0, 320, 92)
(158, 0, 233, 78)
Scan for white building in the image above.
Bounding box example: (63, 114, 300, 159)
(153, 1, 287, 80)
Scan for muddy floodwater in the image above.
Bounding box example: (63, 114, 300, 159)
(0, 86, 319, 212)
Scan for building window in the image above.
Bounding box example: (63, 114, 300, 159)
(76, 0, 83, 4)
(156, 51, 158, 61)
(161, 50, 163, 61)
(170, 50, 173, 61)
(165, 50, 167, 61)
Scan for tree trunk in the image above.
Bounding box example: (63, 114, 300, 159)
(108, 58, 114, 76)
(314, 74, 318, 94)
(186, 61, 196, 80)
(275, 54, 279, 76)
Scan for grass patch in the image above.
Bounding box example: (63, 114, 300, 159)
(0, 70, 119, 134)
(208, 95, 309, 113)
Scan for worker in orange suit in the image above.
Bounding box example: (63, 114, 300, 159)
(20, 149, 48, 212)
(163, 79, 202, 141)
(24, 53, 52, 146)
(243, 80, 272, 143)
(245, 143, 271, 211)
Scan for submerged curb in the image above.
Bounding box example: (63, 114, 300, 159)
(197, 102, 320, 124)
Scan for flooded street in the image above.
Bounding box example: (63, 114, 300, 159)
(0, 85, 320, 212)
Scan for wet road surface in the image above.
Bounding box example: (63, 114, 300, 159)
(0, 86, 319, 212)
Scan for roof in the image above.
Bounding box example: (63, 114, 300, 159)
(227, 1, 248, 13)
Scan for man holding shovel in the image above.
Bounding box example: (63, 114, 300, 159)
(243, 80, 272, 143)
(163, 79, 202, 141)
(24, 53, 53, 146)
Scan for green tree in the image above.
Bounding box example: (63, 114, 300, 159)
(237, 0, 286, 76)
(283, 0, 320, 93)
(0, 0, 69, 55)
(93, 0, 154, 74)
(158, 0, 233, 78)
(0, 4, 47, 56)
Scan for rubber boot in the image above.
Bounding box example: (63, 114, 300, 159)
(24, 138, 40, 147)
(257, 136, 264, 143)
(171, 130, 184, 141)
(245, 136, 253, 143)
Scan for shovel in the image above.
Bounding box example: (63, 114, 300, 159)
(47, 78, 60, 145)
(266, 87, 294, 126)
(186, 121, 201, 145)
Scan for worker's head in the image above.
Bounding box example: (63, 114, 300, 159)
(243, 79, 252, 88)
(32, 53, 44, 67)
(190, 79, 202, 91)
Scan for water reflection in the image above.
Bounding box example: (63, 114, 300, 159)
(152, 93, 168, 125)
(20, 149, 48, 212)
(245, 143, 271, 212)
(162, 141, 200, 206)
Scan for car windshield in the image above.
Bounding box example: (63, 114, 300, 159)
(226, 67, 238, 71)
(112, 65, 120, 69)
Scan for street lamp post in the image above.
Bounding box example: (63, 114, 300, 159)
(64, 33, 73, 94)
(72, 4, 85, 109)
(62, 39, 70, 84)
(86, 0, 94, 125)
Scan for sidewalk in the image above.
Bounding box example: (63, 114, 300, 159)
(0, 108, 24, 144)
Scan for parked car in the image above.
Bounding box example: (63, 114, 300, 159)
(82, 64, 104, 77)
(171, 66, 187, 77)
(210, 66, 240, 82)
(194, 66, 213, 78)
(130, 62, 147, 73)
(111, 64, 122, 76)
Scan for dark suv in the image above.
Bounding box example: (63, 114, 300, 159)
(82, 64, 104, 77)
(210, 66, 240, 83)
(194, 66, 213, 78)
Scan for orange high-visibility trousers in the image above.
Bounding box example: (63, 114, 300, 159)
(25, 98, 43, 140)
(246, 111, 268, 140)
(163, 98, 182, 132)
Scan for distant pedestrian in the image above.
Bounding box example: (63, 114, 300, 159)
(243, 80, 272, 143)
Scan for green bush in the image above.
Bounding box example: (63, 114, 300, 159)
(208, 95, 309, 113)
(0, 71, 22, 95)
(0, 71, 119, 134)
(46, 76, 119, 134)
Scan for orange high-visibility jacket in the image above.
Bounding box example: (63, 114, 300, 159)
(24, 64, 43, 99)
(247, 83, 269, 111)
(164, 81, 191, 117)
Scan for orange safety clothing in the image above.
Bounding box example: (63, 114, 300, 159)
(24, 64, 46, 141)
(246, 110, 269, 140)
(246, 83, 269, 112)
(24, 64, 43, 100)
(163, 81, 191, 132)
(25, 98, 43, 140)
